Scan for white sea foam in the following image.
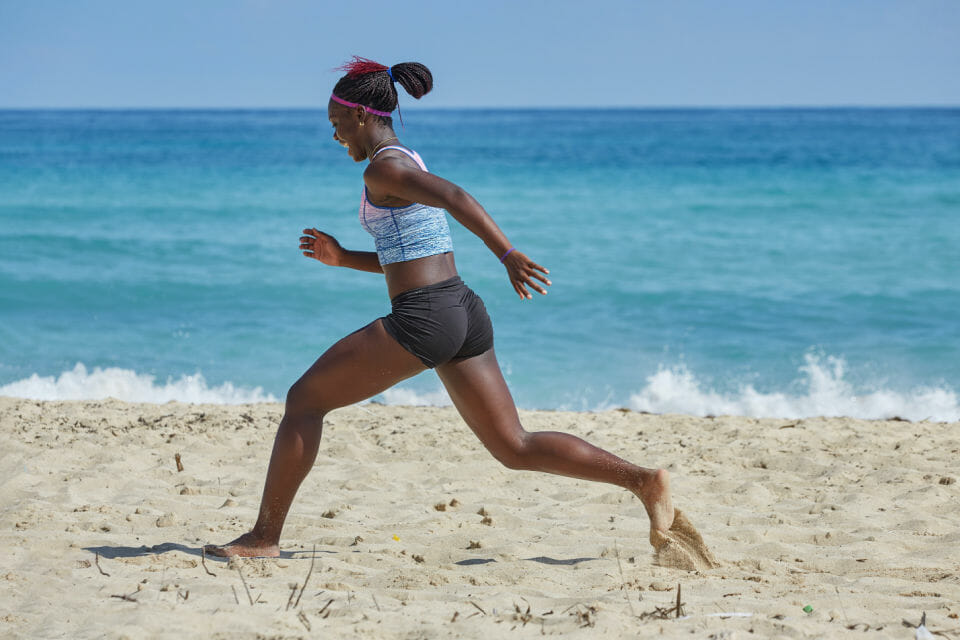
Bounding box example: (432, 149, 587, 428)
(629, 354, 959, 422)
(0, 363, 276, 405)
(3, 356, 957, 421)
(377, 386, 452, 407)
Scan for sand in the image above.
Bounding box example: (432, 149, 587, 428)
(1, 397, 958, 639)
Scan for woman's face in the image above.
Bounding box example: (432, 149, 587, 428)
(327, 102, 365, 162)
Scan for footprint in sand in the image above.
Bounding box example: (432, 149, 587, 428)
(650, 509, 719, 571)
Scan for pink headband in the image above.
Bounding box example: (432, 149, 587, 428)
(330, 94, 392, 117)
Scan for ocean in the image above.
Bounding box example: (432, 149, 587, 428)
(1, 108, 958, 420)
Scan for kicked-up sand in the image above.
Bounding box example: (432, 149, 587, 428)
(1, 397, 958, 638)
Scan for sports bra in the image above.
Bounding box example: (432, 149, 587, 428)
(359, 146, 454, 266)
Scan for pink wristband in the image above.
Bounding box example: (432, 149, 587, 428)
(499, 247, 516, 263)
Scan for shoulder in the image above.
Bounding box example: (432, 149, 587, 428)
(364, 149, 462, 206)
(364, 152, 424, 191)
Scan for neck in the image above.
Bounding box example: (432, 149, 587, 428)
(363, 126, 399, 159)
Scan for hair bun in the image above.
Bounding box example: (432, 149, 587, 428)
(390, 62, 433, 100)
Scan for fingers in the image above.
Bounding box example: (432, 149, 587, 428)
(522, 279, 546, 296)
(300, 229, 317, 252)
(503, 252, 551, 300)
(511, 275, 543, 299)
(300, 232, 319, 260)
(299, 228, 327, 260)
(515, 267, 550, 297)
(530, 270, 552, 286)
(301, 228, 332, 242)
(530, 262, 550, 275)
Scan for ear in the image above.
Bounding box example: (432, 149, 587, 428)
(354, 105, 367, 126)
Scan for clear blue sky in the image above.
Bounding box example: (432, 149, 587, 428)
(1, 0, 958, 108)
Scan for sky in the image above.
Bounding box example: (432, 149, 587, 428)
(1, 0, 958, 108)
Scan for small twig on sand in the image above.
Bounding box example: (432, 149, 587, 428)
(614, 542, 637, 617)
(639, 584, 686, 621)
(201, 547, 216, 577)
(285, 583, 298, 611)
(95, 552, 110, 577)
(469, 600, 487, 616)
(236, 565, 254, 605)
(835, 586, 850, 626)
(372, 594, 381, 612)
(514, 598, 533, 627)
(231, 585, 239, 605)
(294, 544, 317, 609)
(175, 453, 184, 472)
(569, 604, 597, 628)
(111, 593, 137, 602)
(318, 598, 334, 618)
(297, 610, 311, 631)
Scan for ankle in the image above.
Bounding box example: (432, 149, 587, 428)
(631, 467, 665, 495)
(249, 524, 280, 544)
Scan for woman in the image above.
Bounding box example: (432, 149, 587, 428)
(205, 58, 673, 558)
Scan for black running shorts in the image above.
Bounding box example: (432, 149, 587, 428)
(381, 276, 494, 368)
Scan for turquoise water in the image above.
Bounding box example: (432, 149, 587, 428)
(1, 108, 958, 420)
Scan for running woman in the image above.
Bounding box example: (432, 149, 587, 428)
(204, 58, 673, 558)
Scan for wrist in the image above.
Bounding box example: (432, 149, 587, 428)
(330, 247, 348, 267)
(499, 247, 516, 263)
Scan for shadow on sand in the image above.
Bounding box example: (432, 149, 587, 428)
(83, 544, 598, 567)
(455, 556, 598, 567)
(83, 543, 332, 562)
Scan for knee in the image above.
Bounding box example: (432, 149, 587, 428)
(285, 379, 329, 422)
(490, 432, 535, 471)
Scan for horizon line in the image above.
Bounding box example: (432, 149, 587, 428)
(2, 104, 959, 111)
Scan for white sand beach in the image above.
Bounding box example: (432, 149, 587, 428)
(1, 397, 958, 638)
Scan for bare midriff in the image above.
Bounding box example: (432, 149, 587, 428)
(382, 252, 458, 299)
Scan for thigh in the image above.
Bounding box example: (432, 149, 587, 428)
(435, 349, 526, 453)
(288, 319, 427, 413)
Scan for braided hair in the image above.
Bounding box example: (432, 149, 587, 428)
(331, 56, 433, 123)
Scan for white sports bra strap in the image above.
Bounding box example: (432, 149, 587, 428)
(371, 145, 427, 171)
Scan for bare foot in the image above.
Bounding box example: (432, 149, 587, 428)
(203, 532, 280, 558)
(632, 468, 674, 539)
(650, 509, 719, 570)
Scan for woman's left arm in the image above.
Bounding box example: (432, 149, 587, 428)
(365, 161, 551, 299)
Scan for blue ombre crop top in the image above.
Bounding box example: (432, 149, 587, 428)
(359, 146, 454, 265)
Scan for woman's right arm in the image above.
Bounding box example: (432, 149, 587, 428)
(300, 228, 383, 274)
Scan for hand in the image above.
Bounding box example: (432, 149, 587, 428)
(299, 228, 343, 266)
(502, 250, 551, 300)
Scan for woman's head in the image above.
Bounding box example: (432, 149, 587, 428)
(329, 57, 433, 125)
